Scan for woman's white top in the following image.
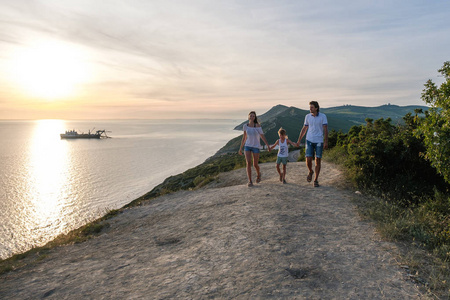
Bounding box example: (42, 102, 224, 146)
(277, 139, 289, 157)
(243, 124, 264, 148)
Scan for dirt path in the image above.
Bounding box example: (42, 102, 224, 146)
(0, 162, 425, 299)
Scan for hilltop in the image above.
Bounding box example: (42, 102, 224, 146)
(216, 104, 428, 155)
(0, 162, 422, 299)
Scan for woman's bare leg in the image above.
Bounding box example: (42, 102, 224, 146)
(253, 152, 261, 180)
(245, 151, 253, 183)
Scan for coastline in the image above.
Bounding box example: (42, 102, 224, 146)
(0, 147, 250, 265)
(0, 161, 423, 298)
(0, 147, 297, 264)
(0, 119, 241, 261)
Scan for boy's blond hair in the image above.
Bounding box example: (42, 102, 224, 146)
(278, 127, 287, 138)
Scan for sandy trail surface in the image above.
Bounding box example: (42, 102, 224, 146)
(0, 161, 424, 299)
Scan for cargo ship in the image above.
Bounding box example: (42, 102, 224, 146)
(60, 129, 110, 139)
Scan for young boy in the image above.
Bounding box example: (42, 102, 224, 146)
(269, 128, 297, 184)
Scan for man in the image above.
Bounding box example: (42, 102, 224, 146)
(296, 101, 328, 187)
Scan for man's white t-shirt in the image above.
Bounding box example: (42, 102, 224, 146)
(243, 124, 264, 148)
(304, 112, 328, 143)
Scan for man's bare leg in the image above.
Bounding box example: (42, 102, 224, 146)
(306, 157, 314, 182)
(314, 157, 321, 182)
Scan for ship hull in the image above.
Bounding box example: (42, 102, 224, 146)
(60, 134, 101, 139)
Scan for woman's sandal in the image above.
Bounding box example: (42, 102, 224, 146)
(307, 171, 314, 182)
(247, 181, 253, 187)
(256, 174, 261, 183)
(314, 180, 319, 187)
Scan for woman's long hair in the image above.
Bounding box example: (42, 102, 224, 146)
(249, 111, 259, 124)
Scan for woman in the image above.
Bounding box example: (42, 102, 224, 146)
(239, 111, 270, 187)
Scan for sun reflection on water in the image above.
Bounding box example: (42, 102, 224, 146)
(26, 120, 71, 239)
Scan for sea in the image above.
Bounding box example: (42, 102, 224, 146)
(0, 119, 241, 260)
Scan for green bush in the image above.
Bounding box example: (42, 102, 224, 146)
(297, 147, 306, 162)
(415, 61, 450, 184)
(328, 117, 448, 207)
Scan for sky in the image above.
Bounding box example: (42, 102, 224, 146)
(0, 0, 449, 119)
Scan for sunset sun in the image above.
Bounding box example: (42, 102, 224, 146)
(10, 40, 89, 100)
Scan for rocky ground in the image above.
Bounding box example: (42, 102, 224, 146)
(0, 160, 426, 299)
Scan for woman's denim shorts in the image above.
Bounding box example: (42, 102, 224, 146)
(244, 146, 260, 153)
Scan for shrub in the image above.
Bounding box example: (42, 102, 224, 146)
(415, 61, 450, 184)
(329, 117, 448, 206)
(297, 147, 306, 162)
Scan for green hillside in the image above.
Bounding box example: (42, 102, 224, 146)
(215, 104, 428, 155)
(322, 104, 428, 125)
(233, 104, 292, 130)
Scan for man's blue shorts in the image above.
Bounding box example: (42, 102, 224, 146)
(305, 140, 323, 158)
(244, 146, 260, 153)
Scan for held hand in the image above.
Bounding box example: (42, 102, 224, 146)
(239, 149, 243, 155)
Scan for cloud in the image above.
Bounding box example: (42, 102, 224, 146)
(0, 0, 449, 119)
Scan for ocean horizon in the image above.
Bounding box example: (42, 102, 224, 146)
(0, 119, 241, 259)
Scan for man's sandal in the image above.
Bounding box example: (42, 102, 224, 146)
(256, 174, 262, 183)
(314, 180, 319, 187)
(247, 181, 253, 187)
(307, 171, 314, 182)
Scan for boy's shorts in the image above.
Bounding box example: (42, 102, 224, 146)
(244, 146, 260, 153)
(305, 140, 323, 158)
(276, 156, 288, 165)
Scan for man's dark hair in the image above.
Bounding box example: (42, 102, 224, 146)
(309, 101, 320, 113)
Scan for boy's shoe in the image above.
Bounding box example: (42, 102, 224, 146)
(313, 180, 319, 187)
